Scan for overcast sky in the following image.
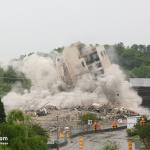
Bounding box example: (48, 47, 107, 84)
(0, 0, 150, 62)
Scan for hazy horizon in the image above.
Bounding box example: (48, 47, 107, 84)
(0, 0, 150, 63)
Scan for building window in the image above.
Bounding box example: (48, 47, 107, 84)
(96, 62, 102, 68)
(85, 52, 100, 65)
(81, 61, 85, 67)
(91, 52, 99, 61)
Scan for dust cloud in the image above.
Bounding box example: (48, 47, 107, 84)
(2, 53, 149, 115)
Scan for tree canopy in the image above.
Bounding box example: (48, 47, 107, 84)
(0, 66, 31, 97)
(135, 122, 150, 149)
(0, 97, 6, 123)
(106, 43, 150, 78)
(0, 110, 48, 150)
(80, 113, 97, 124)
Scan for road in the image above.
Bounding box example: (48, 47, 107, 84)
(60, 130, 128, 150)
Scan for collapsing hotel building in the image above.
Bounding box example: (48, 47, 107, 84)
(55, 42, 111, 85)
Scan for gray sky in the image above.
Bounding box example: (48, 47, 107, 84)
(0, 0, 150, 62)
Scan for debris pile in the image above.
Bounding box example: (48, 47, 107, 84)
(25, 105, 58, 117)
(31, 103, 139, 130)
(71, 104, 139, 119)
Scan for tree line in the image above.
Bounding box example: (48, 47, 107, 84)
(0, 98, 48, 150)
(0, 66, 31, 97)
(113, 43, 150, 78)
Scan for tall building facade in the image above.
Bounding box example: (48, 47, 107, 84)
(55, 42, 111, 85)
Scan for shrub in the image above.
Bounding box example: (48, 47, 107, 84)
(0, 110, 48, 150)
(135, 123, 150, 149)
(126, 128, 137, 137)
(102, 141, 119, 150)
(80, 113, 97, 124)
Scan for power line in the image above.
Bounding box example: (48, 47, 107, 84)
(0, 76, 27, 80)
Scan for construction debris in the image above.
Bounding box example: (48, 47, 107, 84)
(31, 103, 138, 130)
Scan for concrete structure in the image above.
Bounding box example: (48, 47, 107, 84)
(130, 78, 150, 87)
(129, 78, 150, 107)
(127, 116, 140, 129)
(55, 42, 111, 85)
(55, 55, 73, 85)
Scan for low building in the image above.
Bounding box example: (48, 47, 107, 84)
(129, 78, 150, 107)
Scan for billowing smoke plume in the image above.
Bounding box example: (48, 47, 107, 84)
(2, 53, 149, 115)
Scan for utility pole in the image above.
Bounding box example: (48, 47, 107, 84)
(56, 115, 59, 150)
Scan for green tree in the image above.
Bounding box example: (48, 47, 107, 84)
(114, 42, 125, 55)
(135, 122, 150, 149)
(147, 45, 150, 54)
(7, 110, 25, 124)
(53, 47, 64, 53)
(0, 110, 48, 150)
(112, 43, 150, 78)
(126, 128, 137, 137)
(102, 141, 119, 150)
(131, 44, 139, 50)
(0, 97, 6, 123)
(80, 113, 97, 124)
(0, 66, 31, 97)
(31, 124, 48, 137)
(130, 66, 150, 78)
